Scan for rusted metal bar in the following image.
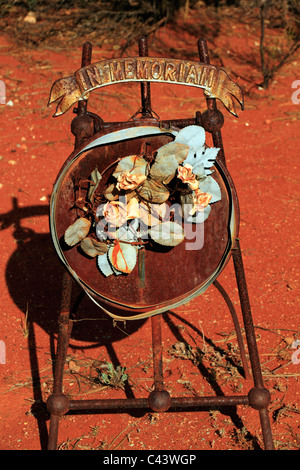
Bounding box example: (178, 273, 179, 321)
(213, 279, 251, 379)
(232, 239, 274, 449)
(100, 117, 197, 129)
(259, 408, 275, 450)
(197, 38, 226, 166)
(170, 395, 249, 408)
(232, 239, 264, 388)
(52, 272, 73, 395)
(47, 271, 73, 450)
(77, 41, 92, 117)
(151, 314, 164, 391)
(139, 36, 152, 117)
(71, 42, 95, 148)
(69, 398, 148, 411)
(68, 394, 249, 412)
(47, 415, 60, 451)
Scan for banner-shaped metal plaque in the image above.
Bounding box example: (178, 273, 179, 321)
(48, 57, 244, 117)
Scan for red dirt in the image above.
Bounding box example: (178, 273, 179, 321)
(0, 7, 299, 451)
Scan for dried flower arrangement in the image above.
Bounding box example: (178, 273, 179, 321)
(64, 125, 222, 277)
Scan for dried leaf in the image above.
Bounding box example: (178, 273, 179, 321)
(150, 221, 185, 246)
(113, 154, 147, 178)
(149, 153, 179, 184)
(80, 237, 108, 257)
(186, 205, 211, 223)
(180, 193, 212, 223)
(108, 241, 138, 274)
(103, 183, 120, 201)
(155, 141, 189, 165)
(174, 125, 206, 151)
(136, 178, 170, 204)
(88, 167, 102, 202)
(64, 217, 91, 246)
(139, 202, 167, 227)
(97, 252, 115, 277)
(68, 360, 81, 373)
(198, 176, 221, 203)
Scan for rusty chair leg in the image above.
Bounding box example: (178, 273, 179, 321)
(148, 314, 171, 413)
(213, 279, 251, 380)
(232, 239, 274, 450)
(47, 271, 73, 450)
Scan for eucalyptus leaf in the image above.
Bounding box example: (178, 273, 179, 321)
(180, 192, 194, 219)
(103, 183, 120, 201)
(155, 141, 189, 165)
(150, 221, 185, 246)
(136, 178, 170, 204)
(149, 153, 178, 184)
(201, 147, 219, 169)
(108, 242, 138, 274)
(174, 125, 206, 152)
(185, 205, 211, 223)
(88, 167, 102, 202)
(97, 252, 114, 277)
(80, 237, 108, 257)
(198, 176, 221, 203)
(113, 154, 147, 178)
(64, 217, 91, 246)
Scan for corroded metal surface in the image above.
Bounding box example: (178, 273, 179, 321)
(50, 121, 239, 320)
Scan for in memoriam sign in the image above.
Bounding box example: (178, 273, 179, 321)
(48, 57, 244, 117)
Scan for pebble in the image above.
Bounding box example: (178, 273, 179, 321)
(23, 12, 37, 24)
(68, 360, 81, 373)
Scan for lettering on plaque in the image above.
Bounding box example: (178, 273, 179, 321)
(49, 57, 244, 117)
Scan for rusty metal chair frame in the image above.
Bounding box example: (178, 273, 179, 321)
(46, 37, 274, 450)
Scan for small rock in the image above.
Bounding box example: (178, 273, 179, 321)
(23, 11, 37, 24)
(68, 360, 81, 373)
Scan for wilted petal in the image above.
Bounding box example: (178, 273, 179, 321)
(116, 171, 147, 191)
(126, 197, 140, 219)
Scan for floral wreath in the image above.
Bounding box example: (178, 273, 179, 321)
(64, 125, 222, 277)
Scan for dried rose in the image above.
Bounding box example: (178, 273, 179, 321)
(116, 171, 147, 191)
(177, 164, 199, 191)
(189, 189, 212, 215)
(126, 197, 140, 220)
(101, 201, 127, 227)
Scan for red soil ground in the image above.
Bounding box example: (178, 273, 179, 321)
(0, 6, 299, 451)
